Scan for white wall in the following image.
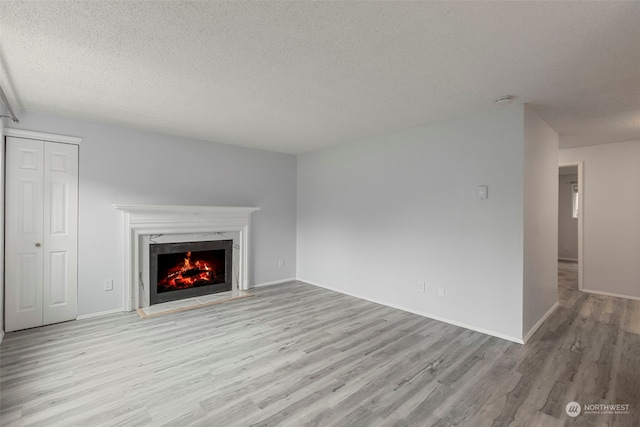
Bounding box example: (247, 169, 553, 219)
(558, 173, 578, 260)
(6, 110, 297, 316)
(560, 140, 640, 299)
(522, 106, 559, 339)
(298, 106, 526, 341)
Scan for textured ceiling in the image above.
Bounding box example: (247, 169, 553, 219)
(1, 1, 639, 154)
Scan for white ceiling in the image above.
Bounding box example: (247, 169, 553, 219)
(1, 1, 639, 154)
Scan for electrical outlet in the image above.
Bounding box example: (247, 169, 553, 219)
(438, 285, 445, 297)
(418, 281, 426, 292)
(278, 259, 284, 268)
(103, 279, 114, 291)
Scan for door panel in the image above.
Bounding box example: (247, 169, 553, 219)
(48, 251, 68, 305)
(17, 253, 40, 310)
(5, 138, 45, 332)
(43, 142, 78, 324)
(49, 181, 68, 235)
(18, 179, 38, 234)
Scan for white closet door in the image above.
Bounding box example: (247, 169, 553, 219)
(5, 137, 78, 332)
(5, 137, 45, 331)
(43, 142, 78, 325)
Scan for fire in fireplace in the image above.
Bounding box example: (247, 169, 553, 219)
(150, 240, 233, 304)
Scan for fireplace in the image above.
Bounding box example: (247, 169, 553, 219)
(149, 240, 233, 305)
(114, 204, 259, 311)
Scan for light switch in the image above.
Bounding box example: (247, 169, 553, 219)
(476, 185, 488, 200)
(103, 279, 114, 291)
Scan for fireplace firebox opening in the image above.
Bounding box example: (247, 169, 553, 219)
(150, 240, 233, 305)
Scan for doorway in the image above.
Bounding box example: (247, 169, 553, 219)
(558, 162, 583, 295)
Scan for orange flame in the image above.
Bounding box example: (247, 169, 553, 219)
(158, 251, 215, 290)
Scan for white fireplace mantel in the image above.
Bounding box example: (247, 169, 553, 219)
(114, 204, 260, 311)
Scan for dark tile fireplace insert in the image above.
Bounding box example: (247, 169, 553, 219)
(150, 239, 233, 305)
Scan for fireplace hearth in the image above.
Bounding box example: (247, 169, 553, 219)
(150, 240, 233, 305)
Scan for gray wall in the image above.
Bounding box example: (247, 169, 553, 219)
(522, 106, 559, 339)
(3, 104, 565, 341)
(558, 173, 578, 260)
(297, 105, 526, 341)
(560, 140, 640, 299)
(6, 110, 297, 316)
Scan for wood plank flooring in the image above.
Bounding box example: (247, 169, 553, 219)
(1, 261, 638, 426)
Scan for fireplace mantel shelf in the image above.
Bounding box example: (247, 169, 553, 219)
(114, 204, 260, 311)
(114, 204, 260, 215)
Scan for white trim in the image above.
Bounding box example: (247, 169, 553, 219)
(114, 204, 260, 311)
(558, 257, 578, 262)
(523, 301, 559, 344)
(5, 128, 82, 145)
(0, 330, 4, 344)
(76, 308, 124, 320)
(581, 289, 640, 301)
(113, 204, 258, 215)
(252, 278, 297, 288)
(298, 278, 524, 344)
(577, 161, 584, 291)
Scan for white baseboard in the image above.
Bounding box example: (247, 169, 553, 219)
(523, 301, 559, 344)
(251, 277, 298, 288)
(558, 258, 578, 262)
(298, 278, 524, 344)
(76, 308, 124, 320)
(0, 330, 4, 345)
(581, 288, 640, 301)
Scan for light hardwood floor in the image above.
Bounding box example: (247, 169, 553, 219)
(1, 262, 639, 426)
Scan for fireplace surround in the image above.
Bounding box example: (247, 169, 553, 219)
(114, 204, 260, 311)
